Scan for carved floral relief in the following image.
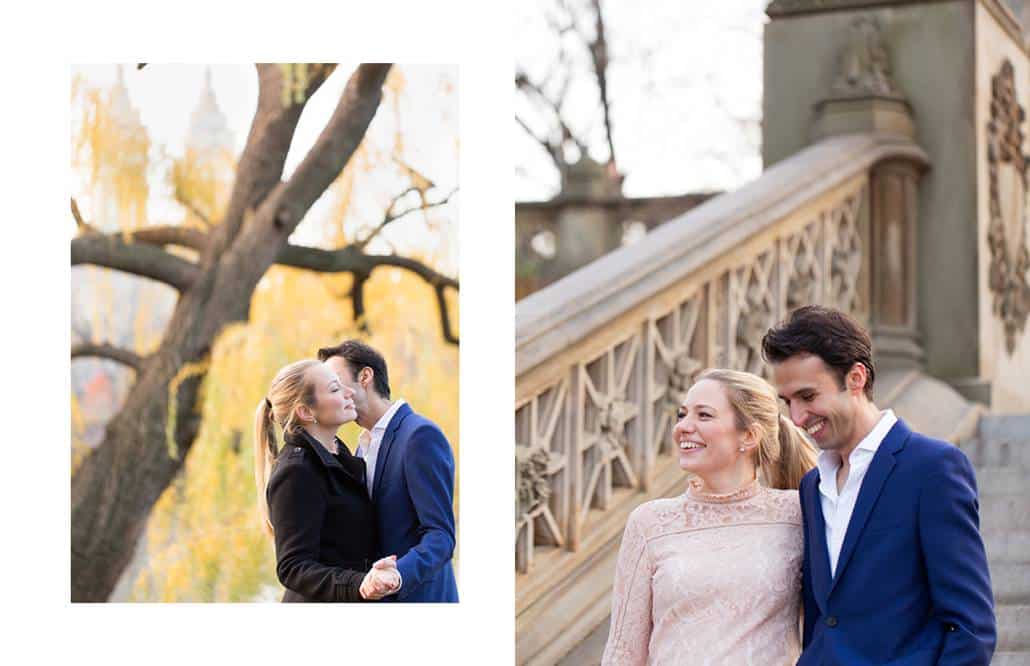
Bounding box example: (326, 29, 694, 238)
(987, 59, 1030, 354)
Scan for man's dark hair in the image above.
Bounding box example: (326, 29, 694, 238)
(317, 340, 391, 399)
(761, 305, 875, 399)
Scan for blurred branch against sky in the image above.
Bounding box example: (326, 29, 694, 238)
(515, 1, 767, 201)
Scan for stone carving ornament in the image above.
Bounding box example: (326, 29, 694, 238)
(830, 17, 904, 100)
(665, 355, 702, 413)
(516, 444, 554, 521)
(598, 398, 636, 455)
(986, 59, 1030, 354)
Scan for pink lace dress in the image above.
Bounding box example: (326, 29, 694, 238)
(601, 479, 803, 665)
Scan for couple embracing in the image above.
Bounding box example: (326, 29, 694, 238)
(603, 306, 996, 665)
(253, 340, 458, 603)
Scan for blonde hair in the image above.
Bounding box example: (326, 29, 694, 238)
(254, 359, 321, 534)
(695, 368, 818, 490)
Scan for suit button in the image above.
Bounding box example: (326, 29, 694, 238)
(825, 616, 838, 627)
(947, 624, 957, 632)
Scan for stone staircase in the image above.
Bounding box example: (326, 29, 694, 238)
(958, 414, 1030, 666)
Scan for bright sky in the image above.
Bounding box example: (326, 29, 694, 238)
(515, 1, 767, 201)
(71, 63, 459, 275)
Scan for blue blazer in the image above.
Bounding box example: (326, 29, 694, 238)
(368, 403, 458, 602)
(798, 419, 995, 665)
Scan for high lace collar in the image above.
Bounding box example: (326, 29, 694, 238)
(687, 477, 762, 504)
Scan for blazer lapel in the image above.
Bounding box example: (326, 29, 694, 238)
(829, 419, 910, 594)
(805, 473, 832, 612)
(372, 403, 412, 500)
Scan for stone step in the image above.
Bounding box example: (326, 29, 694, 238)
(974, 467, 1030, 496)
(984, 531, 1030, 564)
(959, 438, 1030, 467)
(993, 564, 1030, 604)
(982, 498, 1030, 532)
(981, 415, 1030, 444)
(998, 605, 1030, 652)
(992, 651, 1030, 665)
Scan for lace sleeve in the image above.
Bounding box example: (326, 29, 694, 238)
(601, 505, 654, 666)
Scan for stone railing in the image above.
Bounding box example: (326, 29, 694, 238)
(514, 132, 928, 665)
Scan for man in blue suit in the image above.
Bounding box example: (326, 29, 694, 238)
(762, 306, 994, 665)
(320, 340, 458, 602)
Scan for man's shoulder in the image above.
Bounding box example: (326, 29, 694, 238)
(899, 425, 965, 462)
(396, 407, 445, 439)
(893, 423, 972, 479)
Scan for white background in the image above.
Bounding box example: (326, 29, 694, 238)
(1, 1, 514, 664)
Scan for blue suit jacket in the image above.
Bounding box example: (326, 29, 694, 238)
(368, 403, 458, 602)
(798, 419, 995, 665)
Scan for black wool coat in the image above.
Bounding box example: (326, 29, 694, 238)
(266, 428, 379, 602)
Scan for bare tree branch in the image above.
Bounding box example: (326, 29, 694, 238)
(71, 342, 143, 371)
(516, 114, 565, 173)
(71, 233, 200, 291)
(588, 0, 618, 175)
(358, 187, 458, 249)
(129, 226, 208, 251)
(516, 69, 586, 155)
(275, 242, 457, 289)
(350, 271, 370, 333)
(71, 197, 96, 233)
(274, 243, 457, 345)
(434, 284, 459, 345)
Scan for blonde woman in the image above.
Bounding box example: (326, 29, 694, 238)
(602, 368, 818, 664)
(254, 360, 399, 602)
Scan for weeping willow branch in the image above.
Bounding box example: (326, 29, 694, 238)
(174, 193, 214, 228)
(166, 360, 210, 461)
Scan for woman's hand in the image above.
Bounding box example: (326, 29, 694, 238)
(360, 555, 401, 600)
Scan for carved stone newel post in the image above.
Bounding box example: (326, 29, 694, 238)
(813, 17, 926, 368)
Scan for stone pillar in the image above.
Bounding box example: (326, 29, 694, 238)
(553, 156, 623, 279)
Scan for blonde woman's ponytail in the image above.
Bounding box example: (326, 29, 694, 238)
(769, 412, 819, 490)
(254, 397, 278, 535)
(253, 360, 321, 535)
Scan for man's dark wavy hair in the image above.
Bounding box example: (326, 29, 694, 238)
(761, 305, 875, 400)
(317, 339, 391, 399)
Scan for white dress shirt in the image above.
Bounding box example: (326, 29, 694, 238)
(817, 409, 897, 577)
(356, 399, 406, 498)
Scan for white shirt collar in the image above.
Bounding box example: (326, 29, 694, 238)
(816, 409, 897, 477)
(371, 398, 406, 434)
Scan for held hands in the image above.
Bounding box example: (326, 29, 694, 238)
(360, 555, 401, 600)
